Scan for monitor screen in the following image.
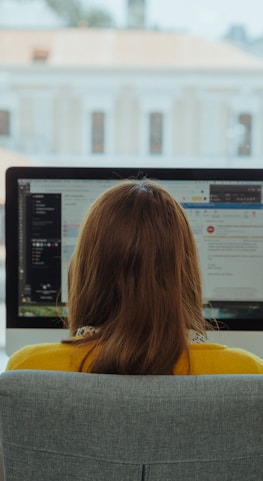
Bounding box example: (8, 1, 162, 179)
(5, 166, 263, 353)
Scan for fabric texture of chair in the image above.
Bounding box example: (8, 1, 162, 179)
(0, 370, 262, 481)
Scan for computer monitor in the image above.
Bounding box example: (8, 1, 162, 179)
(5, 166, 263, 356)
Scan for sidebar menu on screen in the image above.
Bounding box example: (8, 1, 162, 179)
(23, 193, 62, 305)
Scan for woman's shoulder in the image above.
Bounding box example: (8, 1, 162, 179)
(189, 343, 263, 374)
(6, 342, 79, 372)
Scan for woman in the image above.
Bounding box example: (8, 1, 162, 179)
(6, 181, 263, 374)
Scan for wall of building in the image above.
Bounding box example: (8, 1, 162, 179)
(1, 67, 263, 165)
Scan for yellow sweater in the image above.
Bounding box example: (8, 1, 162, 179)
(6, 342, 263, 375)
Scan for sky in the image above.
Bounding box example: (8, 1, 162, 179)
(82, 0, 263, 40)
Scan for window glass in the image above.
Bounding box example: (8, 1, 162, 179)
(0, 111, 10, 137)
(91, 112, 105, 154)
(238, 113, 252, 156)
(149, 112, 163, 155)
(0, 0, 262, 177)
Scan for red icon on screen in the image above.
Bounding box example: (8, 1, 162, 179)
(207, 226, 215, 233)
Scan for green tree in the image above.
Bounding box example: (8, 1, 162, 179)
(46, 0, 115, 28)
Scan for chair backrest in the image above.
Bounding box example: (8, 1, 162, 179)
(0, 370, 262, 481)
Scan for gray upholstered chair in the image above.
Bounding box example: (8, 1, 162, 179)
(0, 370, 262, 481)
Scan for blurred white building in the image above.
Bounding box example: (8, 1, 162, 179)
(0, 28, 263, 166)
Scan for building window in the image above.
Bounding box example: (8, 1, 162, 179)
(149, 112, 163, 154)
(237, 113, 252, 156)
(91, 112, 105, 153)
(0, 110, 10, 136)
(32, 48, 49, 62)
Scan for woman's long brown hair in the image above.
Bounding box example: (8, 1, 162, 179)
(64, 180, 206, 374)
